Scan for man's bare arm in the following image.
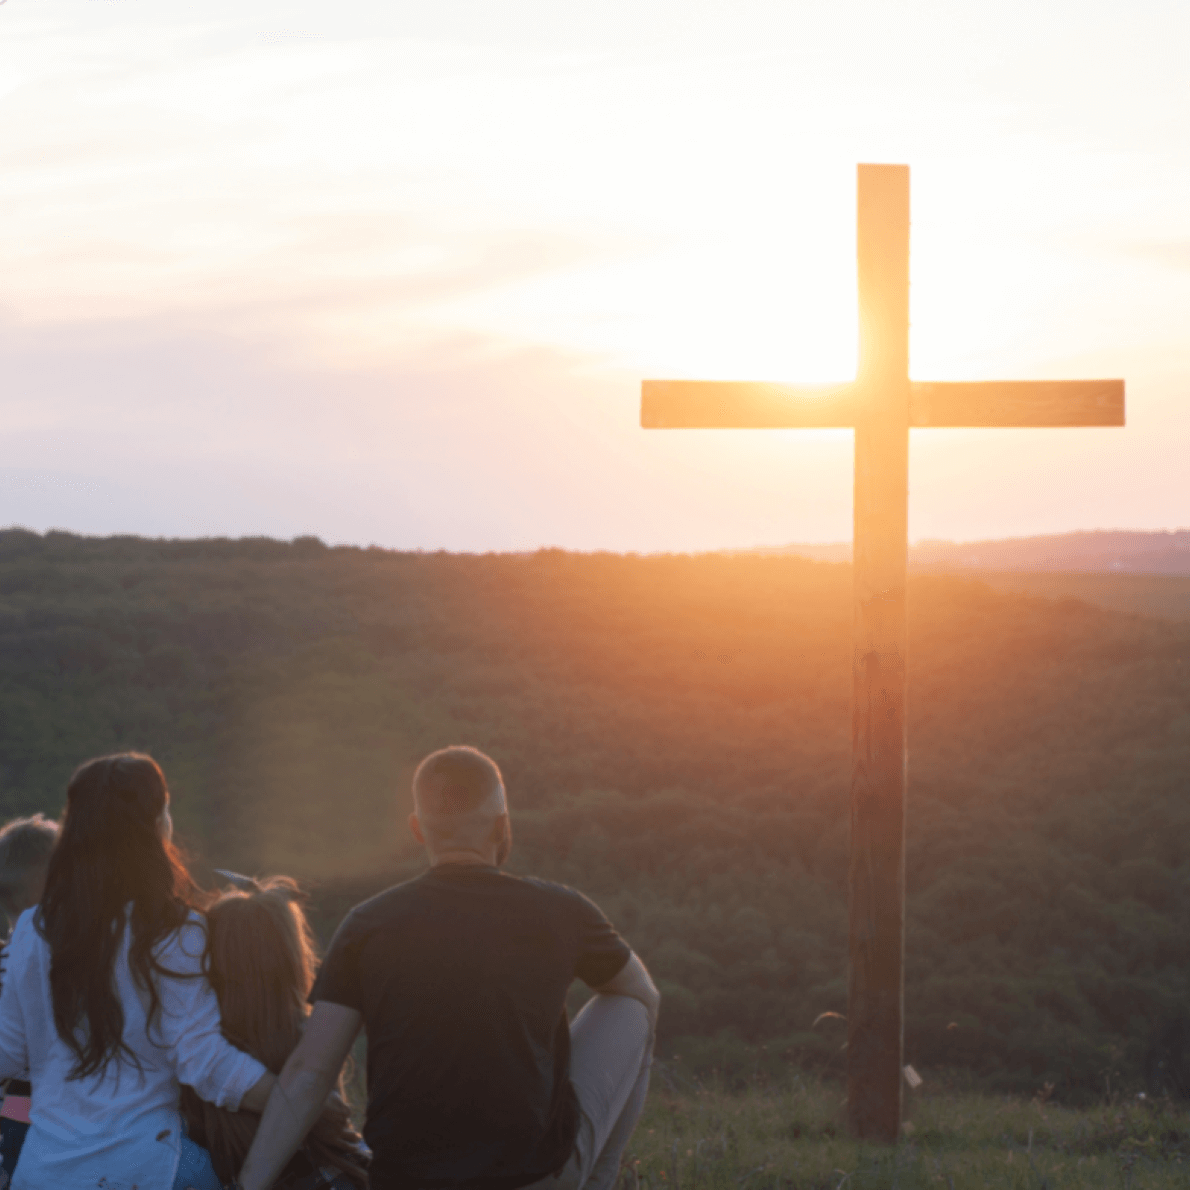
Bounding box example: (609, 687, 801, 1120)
(590, 953, 661, 1029)
(237, 1001, 362, 1190)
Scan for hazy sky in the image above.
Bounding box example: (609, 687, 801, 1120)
(2, 0, 1187, 551)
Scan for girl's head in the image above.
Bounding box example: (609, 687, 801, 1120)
(205, 876, 317, 1072)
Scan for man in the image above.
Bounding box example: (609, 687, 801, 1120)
(238, 746, 659, 1190)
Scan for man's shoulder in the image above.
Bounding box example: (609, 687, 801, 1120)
(512, 873, 609, 917)
(335, 869, 610, 932)
(343, 872, 428, 918)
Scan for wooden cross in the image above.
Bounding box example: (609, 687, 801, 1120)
(640, 164, 1124, 1143)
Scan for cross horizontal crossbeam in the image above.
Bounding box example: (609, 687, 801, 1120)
(641, 378, 1125, 429)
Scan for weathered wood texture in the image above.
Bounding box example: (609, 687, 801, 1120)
(641, 382, 856, 428)
(847, 163, 909, 1144)
(910, 380, 1124, 427)
(641, 379, 1124, 429)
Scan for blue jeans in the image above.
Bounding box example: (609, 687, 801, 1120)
(173, 1135, 225, 1190)
(0, 1116, 29, 1184)
(520, 994, 653, 1190)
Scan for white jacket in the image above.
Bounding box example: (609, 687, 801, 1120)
(0, 906, 267, 1190)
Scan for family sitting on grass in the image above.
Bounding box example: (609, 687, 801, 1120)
(0, 746, 658, 1190)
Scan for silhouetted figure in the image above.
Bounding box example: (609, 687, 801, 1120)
(0, 814, 59, 1182)
(239, 745, 659, 1190)
(180, 876, 368, 1189)
(0, 754, 276, 1188)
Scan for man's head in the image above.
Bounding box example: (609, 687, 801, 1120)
(0, 813, 59, 928)
(409, 746, 510, 867)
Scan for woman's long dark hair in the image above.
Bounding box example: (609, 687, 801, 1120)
(38, 753, 207, 1079)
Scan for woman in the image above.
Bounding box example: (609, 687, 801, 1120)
(0, 753, 275, 1189)
(181, 876, 368, 1189)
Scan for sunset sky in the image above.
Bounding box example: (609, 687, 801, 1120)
(2, 0, 1187, 551)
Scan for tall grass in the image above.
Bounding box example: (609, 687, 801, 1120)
(620, 1066, 1190, 1189)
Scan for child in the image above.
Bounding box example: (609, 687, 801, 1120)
(0, 814, 59, 1184)
(180, 876, 368, 1190)
(0, 812, 59, 930)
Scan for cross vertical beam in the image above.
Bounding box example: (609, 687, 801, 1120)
(848, 164, 909, 1141)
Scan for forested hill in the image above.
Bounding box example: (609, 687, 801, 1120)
(1, 528, 1189, 1102)
(769, 528, 1190, 576)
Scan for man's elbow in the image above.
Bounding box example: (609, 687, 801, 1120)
(629, 973, 662, 1021)
(643, 983, 661, 1026)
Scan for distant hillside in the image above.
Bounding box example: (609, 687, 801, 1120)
(914, 530, 1190, 574)
(766, 529, 1190, 575)
(968, 571, 1190, 623)
(1, 528, 1188, 1102)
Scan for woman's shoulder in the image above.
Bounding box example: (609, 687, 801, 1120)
(149, 908, 210, 969)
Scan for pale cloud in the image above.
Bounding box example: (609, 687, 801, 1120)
(1118, 241, 1190, 274)
(1, 0, 1188, 548)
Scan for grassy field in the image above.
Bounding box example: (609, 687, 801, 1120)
(622, 1071, 1190, 1189)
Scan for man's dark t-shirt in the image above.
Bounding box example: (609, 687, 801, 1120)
(310, 864, 631, 1190)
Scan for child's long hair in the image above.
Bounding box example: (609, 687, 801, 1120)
(180, 877, 367, 1187)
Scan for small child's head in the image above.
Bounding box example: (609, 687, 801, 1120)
(206, 875, 318, 1072)
(0, 814, 59, 928)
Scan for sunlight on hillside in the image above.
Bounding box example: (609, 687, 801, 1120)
(3, 533, 1189, 1105)
(222, 645, 419, 879)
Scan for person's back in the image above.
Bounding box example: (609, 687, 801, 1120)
(320, 864, 631, 1187)
(3, 909, 240, 1182)
(0, 753, 275, 1190)
(240, 746, 661, 1190)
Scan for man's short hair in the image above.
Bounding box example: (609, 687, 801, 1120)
(413, 747, 506, 824)
(0, 813, 59, 906)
